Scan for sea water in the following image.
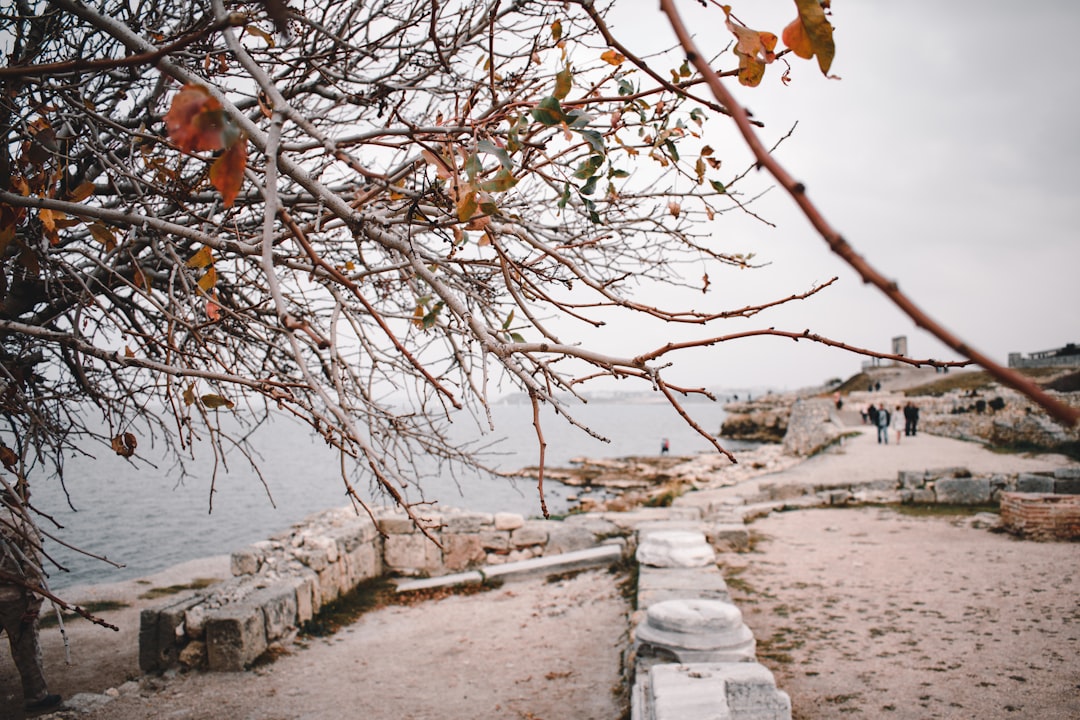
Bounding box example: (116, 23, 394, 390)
(32, 399, 739, 590)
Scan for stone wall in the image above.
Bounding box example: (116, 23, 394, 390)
(780, 398, 846, 457)
(1000, 491, 1080, 541)
(140, 506, 626, 673)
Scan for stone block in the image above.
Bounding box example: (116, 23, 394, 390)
(898, 470, 925, 489)
(909, 488, 936, 504)
(383, 532, 442, 575)
(205, 604, 268, 671)
(544, 523, 597, 554)
(294, 546, 329, 572)
(511, 522, 550, 548)
(346, 541, 382, 584)
(708, 523, 750, 552)
(230, 546, 263, 576)
(1056, 477, 1080, 495)
(926, 466, 972, 480)
(1054, 466, 1080, 480)
(636, 530, 716, 568)
(378, 515, 417, 535)
(646, 662, 791, 720)
(246, 583, 298, 641)
(445, 511, 494, 533)
(442, 533, 486, 571)
(717, 662, 793, 718)
(493, 512, 525, 530)
(637, 565, 730, 609)
(479, 530, 510, 552)
(316, 563, 343, 605)
(138, 595, 204, 673)
(291, 572, 317, 625)
(1017, 473, 1055, 494)
(935, 477, 991, 504)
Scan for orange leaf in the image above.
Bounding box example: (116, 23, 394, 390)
(600, 49, 626, 66)
(206, 296, 222, 321)
(68, 181, 96, 202)
(200, 394, 234, 409)
(198, 266, 217, 293)
(784, 0, 835, 75)
(209, 138, 247, 208)
(165, 84, 227, 153)
(186, 245, 215, 269)
(723, 8, 777, 87)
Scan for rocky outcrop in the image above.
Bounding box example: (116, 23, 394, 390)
(719, 396, 793, 443)
(781, 398, 846, 457)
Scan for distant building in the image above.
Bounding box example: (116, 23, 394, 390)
(1008, 343, 1080, 369)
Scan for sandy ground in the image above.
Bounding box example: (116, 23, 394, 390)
(1, 566, 630, 720)
(2, 412, 1077, 719)
(723, 507, 1080, 720)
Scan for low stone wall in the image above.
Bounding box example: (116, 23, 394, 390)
(140, 506, 627, 673)
(1000, 492, 1080, 540)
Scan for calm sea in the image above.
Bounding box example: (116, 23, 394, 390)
(33, 400, 737, 590)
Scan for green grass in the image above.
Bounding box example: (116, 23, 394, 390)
(39, 599, 129, 627)
(137, 577, 220, 600)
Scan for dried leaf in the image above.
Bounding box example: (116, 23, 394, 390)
(183, 384, 196, 406)
(783, 0, 835, 75)
(200, 393, 234, 409)
(186, 246, 215, 269)
(197, 266, 217, 293)
(600, 49, 625, 66)
(554, 66, 573, 100)
(209, 137, 247, 208)
(165, 84, 228, 153)
(551, 19, 563, 42)
(111, 432, 137, 457)
(723, 8, 777, 87)
(68, 181, 96, 202)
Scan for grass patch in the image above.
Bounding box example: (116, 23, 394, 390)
(137, 577, 220, 600)
(39, 599, 130, 627)
(903, 367, 1065, 397)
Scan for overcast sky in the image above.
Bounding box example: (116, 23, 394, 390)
(584, 0, 1080, 391)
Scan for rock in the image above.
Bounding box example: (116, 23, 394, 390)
(1017, 473, 1055, 494)
(636, 530, 716, 568)
(934, 477, 991, 505)
(634, 599, 756, 664)
(178, 640, 207, 670)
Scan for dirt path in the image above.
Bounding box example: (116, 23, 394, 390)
(724, 506, 1080, 720)
(2, 567, 630, 720)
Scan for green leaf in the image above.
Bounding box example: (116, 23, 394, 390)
(608, 168, 630, 178)
(502, 310, 515, 330)
(422, 301, 444, 329)
(479, 168, 518, 193)
(710, 179, 727, 194)
(579, 175, 598, 196)
(531, 96, 566, 126)
(664, 140, 680, 163)
(679, 59, 692, 78)
(573, 155, 604, 180)
(510, 332, 525, 343)
(463, 153, 482, 181)
(478, 139, 512, 170)
(554, 66, 573, 100)
(690, 108, 707, 126)
(617, 78, 635, 96)
(577, 129, 605, 156)
(557, 183, 571, 209)
(565, 108, 590, 128)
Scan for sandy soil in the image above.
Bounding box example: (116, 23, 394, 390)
(724, 507, 1080, 720)
(1, 566, 630, 720)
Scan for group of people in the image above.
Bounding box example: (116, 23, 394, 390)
(864, 402, 920, 445)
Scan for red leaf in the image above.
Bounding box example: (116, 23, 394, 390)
(209, 138, 247, 208)
(165, 84, 227, 153)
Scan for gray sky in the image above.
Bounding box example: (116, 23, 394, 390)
(589, 0, 1080, 390)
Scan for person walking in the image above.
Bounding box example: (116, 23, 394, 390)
(876, 405, 891, 444)
(1, 481, 62, 714)
(893, 406, 904, 445)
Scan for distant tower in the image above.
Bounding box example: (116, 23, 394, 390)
(891, 336, 907, 365)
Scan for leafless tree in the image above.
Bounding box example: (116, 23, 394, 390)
(0, 0, 1072, 611)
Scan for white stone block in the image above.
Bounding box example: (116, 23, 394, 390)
(636, 530, 716, 568)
